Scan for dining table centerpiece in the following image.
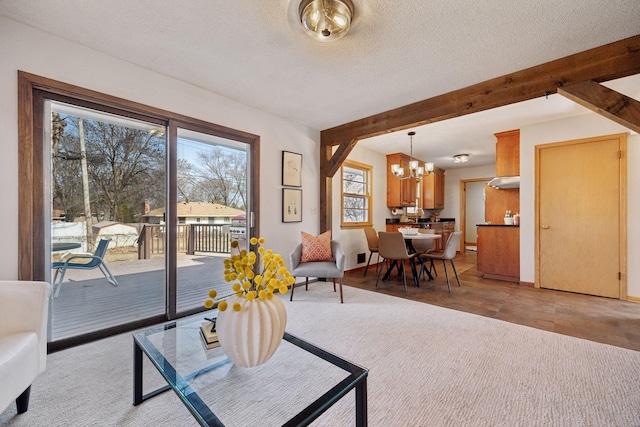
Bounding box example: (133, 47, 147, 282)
(204, 237, 295, 368)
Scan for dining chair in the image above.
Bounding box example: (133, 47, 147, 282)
(419, 231, 463, 292)
(376, 232, 419, 292)
(362, 227, 380, 277)
(413, 229, 437, 280)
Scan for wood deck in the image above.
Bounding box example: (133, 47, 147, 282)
(50, 253, 230, 340)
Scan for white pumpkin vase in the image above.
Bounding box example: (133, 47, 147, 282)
(215, 296, 287, 368)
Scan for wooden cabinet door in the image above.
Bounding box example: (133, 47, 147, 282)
(387, 153, 417, 207)
(422, 167, 445, 210)
(386, 154, 403, 207)
(429, 223, 445, 251)
(495, 129, 520, 176)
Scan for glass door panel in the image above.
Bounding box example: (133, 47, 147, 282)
(175, 128, 249, 313)
(47, 101, 167, 340)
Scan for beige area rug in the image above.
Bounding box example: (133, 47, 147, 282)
(2, 285, 639, 426)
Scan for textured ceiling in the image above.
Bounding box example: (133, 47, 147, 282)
(2, 0, 639, 168)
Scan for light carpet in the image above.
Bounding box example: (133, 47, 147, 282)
(1, 285, 639, 426)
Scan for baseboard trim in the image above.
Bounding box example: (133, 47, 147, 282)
(627, 295, 640, 304)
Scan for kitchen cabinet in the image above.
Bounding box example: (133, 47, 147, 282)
(422, 167, 445, 210)
(495, 129, 520, 176)
(386, 153, 418, 207)
(477, 225, 519, 281)
(425, 221, 454, 251)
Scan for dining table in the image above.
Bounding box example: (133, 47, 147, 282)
(382, 232, 441, 282)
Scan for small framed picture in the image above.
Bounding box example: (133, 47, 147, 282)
(282, 151, 302, 187)
(282, 188, 302, 223)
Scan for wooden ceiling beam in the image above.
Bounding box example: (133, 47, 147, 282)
(325, 138, 358, 178)
(320, 34, 640, 147)
(558, 80, 640, 134)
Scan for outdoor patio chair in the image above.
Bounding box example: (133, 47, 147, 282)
(51, 238, 118, 297)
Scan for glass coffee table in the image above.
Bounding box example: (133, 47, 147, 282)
(133, 318, 368, 426)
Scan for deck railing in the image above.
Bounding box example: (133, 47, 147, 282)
(138, 224, 231, 259)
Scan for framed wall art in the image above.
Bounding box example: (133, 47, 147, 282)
(282, 188, 302, 223)
(282, 151, 302, 187)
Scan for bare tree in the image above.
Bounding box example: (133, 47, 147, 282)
(180, 147, 247, 209)
(52, 115, 165, 223)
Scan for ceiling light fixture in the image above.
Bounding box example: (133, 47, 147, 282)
(391, 132, 435, 180)
(299, 0, 354, 42)
(453, 154, 469, 163)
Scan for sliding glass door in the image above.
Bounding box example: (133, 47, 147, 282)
(46, 101, 167, 340)
(175, 128, 250, 313)
(18, 72, 260, 349)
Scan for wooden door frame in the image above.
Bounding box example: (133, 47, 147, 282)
(534, 133, 627, 299)
(459, 178, 492, 253)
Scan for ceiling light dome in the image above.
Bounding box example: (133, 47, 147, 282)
(299, 0, 354, 42)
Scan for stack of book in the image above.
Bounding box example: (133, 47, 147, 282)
(200, 321, 220, 349)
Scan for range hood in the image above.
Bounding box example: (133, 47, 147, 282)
(487, 176, 520, 189)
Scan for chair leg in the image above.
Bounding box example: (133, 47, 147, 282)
(53, 268, 66, 298)
(332, 278, 337, 292)
(290, 278, 297, 301)
(400, 261, 408, 292)
(305, 277, 309, 291)
(338, 278, 344, 303)
(16, 385, 31, 414)
(375, 258, 387, 288)
(364, 252, 373, 276)
(409, 258, 419, 287)
(99, 262, 118, 286)
(442, 260, 451, 293)
(450, 260, 462, 287)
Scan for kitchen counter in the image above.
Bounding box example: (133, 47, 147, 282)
(386, 217, 455, 224)
(477, 223, 519, 227)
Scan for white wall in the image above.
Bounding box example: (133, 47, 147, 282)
(439, 164, 496, 229)
(520, 113, 639, 298)
(333, 144, 387, 271)
(0, 16, 320, 278)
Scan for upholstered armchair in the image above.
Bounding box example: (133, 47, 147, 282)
(289, 239, 346, 303)
(0, 281, 51, 414)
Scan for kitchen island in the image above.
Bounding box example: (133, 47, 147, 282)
(477, 224, 519, 282)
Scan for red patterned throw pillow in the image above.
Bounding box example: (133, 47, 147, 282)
(301, 231, 334, 262)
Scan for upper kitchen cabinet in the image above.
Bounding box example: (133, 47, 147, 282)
(386, 153, 418, 207)
(494, 129, 520, 176)
(422, 167, 445, 210)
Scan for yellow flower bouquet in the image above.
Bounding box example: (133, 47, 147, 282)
(203, 237, 294, 367)
(204, 237, 295, 311)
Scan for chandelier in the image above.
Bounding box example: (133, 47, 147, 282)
(299, 0, 354, 42)
(390, 132, 434, 180)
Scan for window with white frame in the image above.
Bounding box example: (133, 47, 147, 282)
(341, 160, 372, 228)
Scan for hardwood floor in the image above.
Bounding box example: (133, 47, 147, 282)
(345, 251, 640, 352)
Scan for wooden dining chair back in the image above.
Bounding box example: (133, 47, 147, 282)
(420, 231, 463, 292)
(363, 227, 380, 276)
(376, 232, 418, 292)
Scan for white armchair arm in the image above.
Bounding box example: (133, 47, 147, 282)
(0, 281, 51, 373)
